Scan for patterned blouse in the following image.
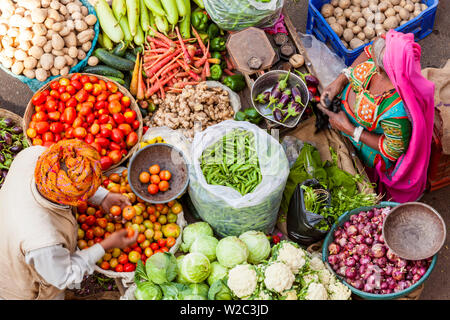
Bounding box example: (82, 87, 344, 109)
(340, 45, 412, 170)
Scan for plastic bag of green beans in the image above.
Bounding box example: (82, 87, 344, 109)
(188, 120, 289, 237)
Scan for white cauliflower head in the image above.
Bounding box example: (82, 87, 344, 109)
(318, 269, 333, 289)
(227, 264, 258, 298)
(275, 242, 306, 274)
(306, 282, 328, 300)
(281, 290, 297, 300)
(303, 273, 319, 285)
(264, 262, 295, 293)
(253, 290, 273, 300)
(310, 256, 326, 271)
(328, 279, 352, 300)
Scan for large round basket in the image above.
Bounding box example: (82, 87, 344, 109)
(0, 108, 23, 128)
(23, 73, 143, 171)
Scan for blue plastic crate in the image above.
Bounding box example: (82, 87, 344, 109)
(306, 0, 439, 65)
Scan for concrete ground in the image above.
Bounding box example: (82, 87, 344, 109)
(0, 0, 448, 300)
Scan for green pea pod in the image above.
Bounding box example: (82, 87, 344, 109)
(175, 0, 187, 17)
(144, 0, 166, 16)
(112, 0, 126, 19)
(134, 24, 145, 45)
(178, 0, 191, 38)
(155, 14, 169, 34)
(126, 0, 139, 37)
(139, 0, 150, 31)
(192, 0, 204, 9)
(160, 0, 178, 26)
(118, 15, 133, 41)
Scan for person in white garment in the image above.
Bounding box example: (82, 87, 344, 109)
(0, 140, 138, 300)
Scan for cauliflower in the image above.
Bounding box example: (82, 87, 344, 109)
(281, 290, 297, 300)
(303, 273, 319, 285)
(264, 262, 295, 293)
(309, 256, 326, 271)
(227, 264, 258, 298)
(252, 289, 273, 300)
(328, 279, 352, 300)
(318, 269, 333, 289)
(305, 282, 329, 300)
(275, 242, 306, 274)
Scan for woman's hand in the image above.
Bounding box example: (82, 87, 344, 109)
(320, 74, 348, 108)
(100, 229, 138, 251)
(100, 192, 131, 214)
(316, 104, 355, 136)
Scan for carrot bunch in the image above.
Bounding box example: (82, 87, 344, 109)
(140, 27, 215, 99)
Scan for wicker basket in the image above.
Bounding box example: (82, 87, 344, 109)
(0, 108, 23, 128)
(22, 74, 143, 171)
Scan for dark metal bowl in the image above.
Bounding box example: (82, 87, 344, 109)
(127, 143, 189, 204)
(382, 202, 446, 260)
(250, 70, 309, 128)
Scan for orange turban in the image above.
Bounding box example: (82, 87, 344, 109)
(35, 139, 102, 207)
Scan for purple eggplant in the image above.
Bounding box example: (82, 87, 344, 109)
(305, 75, 319, 87)
(277, 89, 292, 108)
(292, 102, 304, 113)
(291, 85, 304, 105)
(0, 117, 14, 128)
(11, 126, 22, 134)
(0, 153, 4, 163)
(273, 108, 283, 122)
(1, 132, 12, 145)
(254, 91, 271, 104)
(270, 83, 283, 100)
(10, 144, 22, 154)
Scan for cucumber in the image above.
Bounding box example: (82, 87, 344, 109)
(106, 76, 126, 85)
(124, 51, 137, 62)
(112, 41, 129, 57)
(124, 72, 132, 90)
(94, 48, 135, 71)
(84, 65, 125, 79)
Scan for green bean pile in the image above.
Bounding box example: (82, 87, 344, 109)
(200, 129, 262, 196)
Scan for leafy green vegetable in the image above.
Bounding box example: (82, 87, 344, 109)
(146, 252, 178, 284)
(180, 253, 211, 283)
(238, 231, 271, 264)
(207, 261, 229, 286)
(181, 222, 214, 253)
(189, 235, 219, 262)
(134, 282, 162, 300)
(182, 283, 210, 299)
(208, 279, 233, 300)
(216, 236, 249, 268)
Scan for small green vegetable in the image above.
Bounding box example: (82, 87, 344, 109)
(191, 9, 209, 32)
(178, 0, 191, 39)
(208, 64, 222, 81)
(160, 0, 179, 26)
(210, 52, 222, 63)
(223, 74, 246, 92)
(192, 0, 204, 9)
(210, 37, 226, 51)
(126, 0, 139, 37)
(207, 23, 220, 40)
(96, 0, 124, 43)
(234, 111, 246, 121)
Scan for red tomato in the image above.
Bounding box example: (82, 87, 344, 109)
(59, 92, 71, 102)
(100, 156, 113, 170)
(32, 92, 46, 105)
(159, 181, 169, 192)
(86, 215, 96, 226)
(66, 97, 77, 109)
(124, 110, 137, 123)
(65, 127, 74, 139)
(72, 116, 84, 128)
(54, 133, 62, 142)
(118, 253, 128, 265)
(143, 126, 149, 135)
(79, 102, 93, 116)
(90, 123, 100, 135)
(108, 100, 122, 114)
(107, 93, 121, 102)
(84, 133, 94, 144)
(71, 80, 83, 90)
(73, 127, 87, 139)
(112, 113, 125, 125)
(90, 142, 102, 153)
(109, 142, 121, 151)
(132, 120, 140, 131)
(61, 107, 76, 124)
(106, 81, 118, 93)
(95, 137, 110, 148)
(47, 111, 60, 121)
(157, 238, 167, 247)
(26, 128, 37, 139)
(35, 121, 49, 134)
(123, 263, 135, 272)
(57, 86, 66, 95)
(159, 170, 172, 181)
(75, 89, 88, 102)
(160, 247, 169, 253)
(166, 237, 176, 248)
(108, 150, 122, 164)
(49, 81, 60, 90)
(59, 78, 70, 86)
(34, 111, 48, 122)
(100, 261, 110, 270)
(66, 85, 76, 95)
(70, 73, 81, 81)
(88, 76, 98, 83)
(111, 128, 124, 143)
(49, 89, 60, 99)
(85, 229, 94, 240)
(126, 132, 138, 148)
(121, 96, 131, 108)
(32, 138, 43, 146)
(117, 123, 132, 136)
(97, 92, 108, 102)
(46, 100, 57, 112)
(42, 132, 54, 143)
(86, 113, 95, 124)
(80, 75, 90, 85)
(84, 82, 93, 92)
(147, 184, 159, 195)
(98, 114, 110, 124)
(115, 264, 124, 272)
(150, 242, 159, 251)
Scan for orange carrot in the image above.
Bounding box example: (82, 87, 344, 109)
(175, 26, 192, 65)
(137, 57, 145, 100)
(205, 60, 210, 78)
(149, 27, 177, 48)
(194, 41, 210, 68)
(191, 27, 207, 55)
(130, 53, 140, 96)
(174, 81, 200, 89)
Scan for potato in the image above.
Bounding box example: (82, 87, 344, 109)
(413, 10, 421, 17)
(0, 24, 8, 36)
(2, 47, 15, 59)
(331, 0, 339, 6)
(32, 24, 47, 36)
(63, 32, 77, 47)
(35, 68, 48, 81)
(44, 18, 55, 30)
(375, 24, 385, 35)
(50, 1, 60, 10)
(344, 8, 353, 18)
(54, 55, 66, 69)
(59, 27, 70, 37)
(19, 28, 33, 40)
(81, 6, 89, 17)
(40, 53, 54, 70)
(72, 12, 83, 21)
(75, 20, 88, 32)
(14, 49, 28, 61)
(82, 42, 92, 52)
(60, 66, 69, 76)
(383, 16, 399, 29)
(65, 19, 75, 31)
(385, 8, 396, 17)
(357, 32, 366, 41)
(50, 67, 59, 76)
(391, 0, 401, 5)
(330, 23, 344, 37)
(339, 0, 351, 9)
(64, 55, 74, 66)
(369, 4, 378, 12)
(88, 56, 99, 67)
(374, 12, 386, 24)
(43, 41, 53, 53)
(351, 0, 362, 5)
(41, 0, 51, 8)
(347, 20, 356, 28)
(400, 0, 406, 6)
(321, 4, 334, 18)
(21, 16, 34, 29)
(18, 41, 32, 52)
(68, 46, 78, 58)
(51, 49, 64, 56)
(85, 14, 97, 26)
(29, 46, 44, 59)
(77, 49, 86, 60)
(421, 4, 427, 11)
(23, 56, 37, 69)
(337, 17, 347, 27)
(50, 22, 62, 32)
(357, 17, 366, 28)
(11, 61, 24, 75)
(9, 15, 23, 28)
(350, 38, 365, 49)
(350, 12, 362, 22)
(46, 30, 56, 40)
(360, 0, 369, 7)
(327, 17, 337, 25)
(7, 27, 19, 38)
(363, 26, 376, 39)
(378, 1, 389, 11)
(352, 25, 362, 34)
(23, 69, 36, 79)
(47, 9, 61, 22)
(334, 7, 344, 17)
(59, 5, 68, 16)
(31, 8, 47, 24)
(67, 3, 81, 14)
(77, 30, 95, 43)
(343, 28, 354, 42)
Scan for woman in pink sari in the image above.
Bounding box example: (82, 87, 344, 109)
(318, 30, 435, 202)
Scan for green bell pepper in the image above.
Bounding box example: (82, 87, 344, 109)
(208, 64, 223, 81)
(211, 51, 222, 64)
(199, 33, 209, 43)
(235, 111, 247, 121)
(244, 107, 262, 124)
(207, 23, 220, 40)
(223, 74, 246, 92)
(191, 9, 209, 32)
(210, 37, 226, 51)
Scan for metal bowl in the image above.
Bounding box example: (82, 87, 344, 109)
(382, 202, 446, 260)
(251, 70, 309, 128)
(127, 143, 189, 204)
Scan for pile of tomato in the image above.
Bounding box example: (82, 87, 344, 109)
(76, 169, 183, 272)
(26, 73, 140, 170)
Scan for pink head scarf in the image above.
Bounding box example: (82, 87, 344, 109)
(376, 30, 435, 202)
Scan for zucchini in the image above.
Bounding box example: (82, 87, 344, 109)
(84, 65, 125, 79)
(112, 41, 129, 57)
(94, 48, 135, 71)
(106, 76, 126, 85)
(124, 72, 132, 90)
(124, 51, 137, 62)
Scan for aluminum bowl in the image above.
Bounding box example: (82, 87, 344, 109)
(250, 70, 309, 128)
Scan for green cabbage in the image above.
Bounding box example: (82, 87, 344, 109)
(134, 282, 162, 300)
(180, 252, 211, 283)
(216, 236, 249, 268)
(190, 235, 219, 262)
(176, 255, 190, 284)
(145, 252, 178, 284)
(181, 222, 214, 252)
(180, 283, 210, 299)
(207, 261, 229, 286)
(239, 230, 271, 264)
(208, 280, 233, 300)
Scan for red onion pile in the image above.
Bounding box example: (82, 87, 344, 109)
(327, 207, 432, 295)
